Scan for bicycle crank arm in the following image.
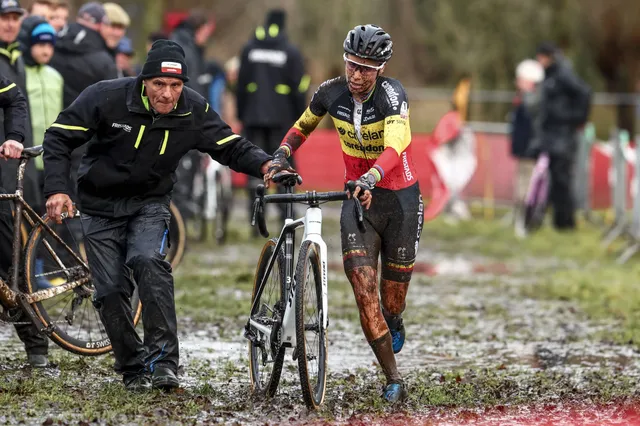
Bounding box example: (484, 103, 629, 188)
(25, 276, 91, 303)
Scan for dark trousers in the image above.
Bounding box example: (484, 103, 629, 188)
(244, 126, 292, 221)
(81, 203, 177, 376)
(548, 155, 576, 229)
(0, 186, 48, 355)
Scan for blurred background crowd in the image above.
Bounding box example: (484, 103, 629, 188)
(2, 0, 640, 240)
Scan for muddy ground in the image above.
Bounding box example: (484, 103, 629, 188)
(2, 205, 640, 425)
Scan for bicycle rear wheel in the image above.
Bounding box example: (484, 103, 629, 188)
(248, 238, 286, 397)
(23, 213, 142, 355)
(295, 241, 327, 409)
(167, 201, 187, 270)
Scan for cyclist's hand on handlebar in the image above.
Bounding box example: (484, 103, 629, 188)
(46, 193, 75, 224)
(347, 172, 377, 210)
(263, 147, 295, 188)
(0, 140, 24, 160)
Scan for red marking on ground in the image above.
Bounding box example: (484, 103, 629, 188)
(291, 401, 640, 425)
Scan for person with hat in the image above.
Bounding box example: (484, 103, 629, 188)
(49, 1, 117, 108)
(101, 2, 128, 55)
(42, 40, 290, 391)
(532, 42, 592, 230)
(115, 36, 135, 78)
(20, 16, 62, 174)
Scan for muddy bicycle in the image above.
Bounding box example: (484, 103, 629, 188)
(0, 146, 142, 355)
(244, 173, 364, 409)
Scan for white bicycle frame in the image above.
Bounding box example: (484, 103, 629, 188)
(249, 206, 329, 355)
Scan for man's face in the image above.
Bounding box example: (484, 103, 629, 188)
(31, 42, 54, 64)
(344, 53, 384, 97)
(194, 21, 214, 46)
(100, 23, 126, 49)
(0, 12, 22, 44)
(50, 6, 68, 32)
(30, 3, 51, 21)
(144, 77, 184, 115)
(536, 53, 553, 69)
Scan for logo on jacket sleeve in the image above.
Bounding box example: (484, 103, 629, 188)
(112, 122, 132, 132)
(161, 62, 182, 75)
(381, 80, 400, 110)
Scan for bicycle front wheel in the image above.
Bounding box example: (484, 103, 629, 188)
(295, 240, 327, 409)
(23, 213, 141, 355)
(248, 238, 286, 397)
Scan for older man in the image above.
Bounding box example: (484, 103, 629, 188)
(43, 40, 289, 391)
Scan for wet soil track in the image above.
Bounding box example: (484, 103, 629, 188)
(1, 209, 640, 425)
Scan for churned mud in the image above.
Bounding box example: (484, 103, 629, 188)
(1, 206, 639, 425)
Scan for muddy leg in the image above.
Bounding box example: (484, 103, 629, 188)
(346, 266, 401, 384)
(380, 279, 408, 317)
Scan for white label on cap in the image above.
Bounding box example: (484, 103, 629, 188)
(160, 61, 182, 75)
(2, 0, 18, 8)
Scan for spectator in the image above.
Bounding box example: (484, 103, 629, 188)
(170, 10, 215, 97)
(49, 2, 117, 108)
(26, 0, 52, 21)
(237, 9, 309, 222)
(0, 0, 48, 367)
(49, 0, 68, 33)
(533, 42, 592, 230)
(511, 59, 545, 237)
(115, 36, 135, 78)
(20, 16, 62, 184)
(101, 2, 129, 55)
(170, 11, 215, 222)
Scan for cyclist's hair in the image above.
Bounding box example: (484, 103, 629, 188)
(343, 24, 393, 62)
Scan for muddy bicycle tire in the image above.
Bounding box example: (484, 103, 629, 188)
(167, 201, 187, 270)
(248, 238, 286, 397)
(23, 213, 142, 356)
(295, 241, 327, 409)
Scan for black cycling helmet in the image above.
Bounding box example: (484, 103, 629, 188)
(343, 24, 393, 62)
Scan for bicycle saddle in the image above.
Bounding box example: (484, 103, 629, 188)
(272, 172, 303, 187)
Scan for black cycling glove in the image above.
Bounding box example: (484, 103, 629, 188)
(355, 171, 377, 192)
(267, 147, 294, 175)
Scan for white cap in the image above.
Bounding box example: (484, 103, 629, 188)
(516, 59, 544, 83)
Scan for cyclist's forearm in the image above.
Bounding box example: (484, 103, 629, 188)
(279, 107, 323, 156)
(368, 147, 400, 183)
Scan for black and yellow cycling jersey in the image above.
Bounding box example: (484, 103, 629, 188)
(286, 75, 418, 190)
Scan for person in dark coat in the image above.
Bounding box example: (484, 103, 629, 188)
(532, 42, 592, 230)
(0, 38, 49, 366)
(43, 40, 289, 391)
(236, 9, 309, 222)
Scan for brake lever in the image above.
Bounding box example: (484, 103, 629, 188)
(353, 195, 366, 233)
(251, 184, 269, 237)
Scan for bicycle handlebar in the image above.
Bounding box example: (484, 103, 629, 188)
(251, 182, 366, 238)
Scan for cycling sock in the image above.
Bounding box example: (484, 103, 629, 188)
(369, 332, 402, 384)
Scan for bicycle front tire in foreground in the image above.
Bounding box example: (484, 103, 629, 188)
(295, 240, 328, 409)
(249, 238, 286, 397)
(23, 213, 141, 355)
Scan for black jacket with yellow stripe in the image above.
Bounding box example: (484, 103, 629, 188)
(43, 76, 271, 217)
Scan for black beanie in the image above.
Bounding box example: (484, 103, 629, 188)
(141, 39, 189, 82)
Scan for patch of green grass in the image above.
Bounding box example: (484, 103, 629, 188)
(425, 217, 625, 262)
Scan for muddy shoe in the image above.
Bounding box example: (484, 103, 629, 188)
(27, 354, 48, 368)
(124, 374, 152, 392)
(152, 366, 179, 391)
(382, 382, 407, 404)
(384, 313, 405, 354)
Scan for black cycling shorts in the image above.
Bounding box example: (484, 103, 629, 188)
(341, 183, 424, 282)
